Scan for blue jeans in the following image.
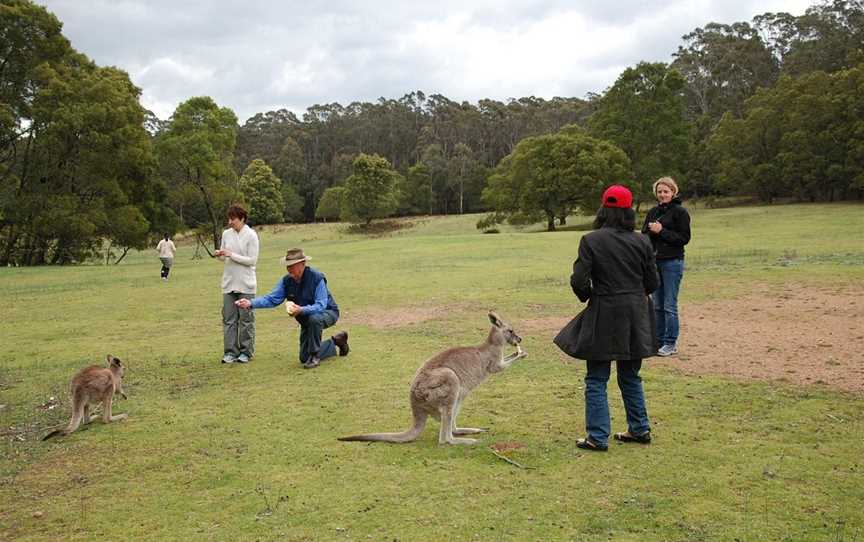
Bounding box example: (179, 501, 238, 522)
(653, 258, 684, 347)
(584, 360, 650, 446)
(296, 310, 339, 364)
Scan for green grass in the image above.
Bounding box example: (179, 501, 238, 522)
(1, 203, 862, 541)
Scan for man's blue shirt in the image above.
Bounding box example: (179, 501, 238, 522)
(251, 276, 330, 314)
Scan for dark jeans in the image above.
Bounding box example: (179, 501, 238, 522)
(296, 309, 339, 363)
(653, 258, 684, 347)
(584, 359, 650, 446)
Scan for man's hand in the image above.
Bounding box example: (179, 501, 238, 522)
(214, 248, 232, 258)
(285, 301, 301, 316)
(235, 298, 252, 310)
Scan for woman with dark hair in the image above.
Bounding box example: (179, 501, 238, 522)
(155, 233, 176, 280)
(214, 204, 259, 364)
(642, 177, 691, 357)
(554, 185, 659, 452)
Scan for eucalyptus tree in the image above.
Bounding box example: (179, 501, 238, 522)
(315, 186, 345, 221)
(0, 1, 165, 265)
(672, 22, 779, 121)
(482, 127, 631, 232)
(238, 159, 284, 224)
(588, 62, 691, 205)
(341, 154, 402, 226)
(156, 97, 239, 252)
(708, 64, 864, 203)
(755, 0, 864, 77)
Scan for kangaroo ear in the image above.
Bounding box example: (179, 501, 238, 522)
(488, 311, 502, 327)
(107, 354, 114, 363)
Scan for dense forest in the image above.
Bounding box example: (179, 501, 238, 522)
(1, 0, 862, 264)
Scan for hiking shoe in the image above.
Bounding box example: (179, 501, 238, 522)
(657, 344, 678, 357)
(614, 431, 652, 444)
(332, 331, 349, 356)
(222, 354, 236, 364)
(236, 353, 250, 364)
(303, 356, 321, 369)
(576, 438, 608, 452)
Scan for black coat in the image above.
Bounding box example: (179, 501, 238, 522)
(641, 198, 691, 260)
(554, 227, 659, 361)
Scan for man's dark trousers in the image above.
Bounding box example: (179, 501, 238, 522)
(296, 310, 339, 363)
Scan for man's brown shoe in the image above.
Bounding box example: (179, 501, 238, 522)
(332, 331, 349, 356)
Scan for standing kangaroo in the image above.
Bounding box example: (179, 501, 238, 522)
(42, 355, 128, 441)
(339, 312, 527, 445)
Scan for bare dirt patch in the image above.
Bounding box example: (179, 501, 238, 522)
(343, 285, 864, 392)
(342, 303, 470, 329)
(667, 284, 864, 393)
(531, 284, 864, 393)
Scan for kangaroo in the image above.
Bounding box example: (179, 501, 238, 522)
(42, 354, 128, 441)
(339, 312, 527, 445)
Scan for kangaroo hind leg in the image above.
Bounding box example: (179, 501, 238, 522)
(450, 397, 487, 436)
(439, 403, 477, 445)
(83, 404, 98, 424)
(101, 396, 127, 423)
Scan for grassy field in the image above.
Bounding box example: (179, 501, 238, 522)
(1, 203, 862, 541)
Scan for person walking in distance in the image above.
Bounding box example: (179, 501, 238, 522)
(214, 204, 259, 364)
(156, 233, 176, 281)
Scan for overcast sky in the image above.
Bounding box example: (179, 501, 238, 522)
(39, 1, 813, 124)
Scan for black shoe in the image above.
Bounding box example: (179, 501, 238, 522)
(303, 357, 321, 369)
(614, 431, 652, 444)
(332, 331, 349, 356)
(576, 437, 608, 452)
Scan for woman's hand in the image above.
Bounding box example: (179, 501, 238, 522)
(648, 221, 663, 234)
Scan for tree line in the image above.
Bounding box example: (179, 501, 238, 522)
(1, 0, 861, 264)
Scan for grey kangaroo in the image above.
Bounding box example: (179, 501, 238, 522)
(43, 355, 128, 441)
(339, 312, 527, 445)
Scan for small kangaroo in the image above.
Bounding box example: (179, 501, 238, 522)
(339, 312, 527, 445)
(42, 354, 128, 441)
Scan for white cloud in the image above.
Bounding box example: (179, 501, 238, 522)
(39, 0, 817, 122)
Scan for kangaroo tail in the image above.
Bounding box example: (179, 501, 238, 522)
(339, 409, 428, 444)
(42, 429, 66, 441)
(44, 404, 84, 441)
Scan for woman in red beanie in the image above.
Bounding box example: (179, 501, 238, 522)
(554, 185, 658, 451)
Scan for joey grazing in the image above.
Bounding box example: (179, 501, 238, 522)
(339, 312, 527, 445)
(42, 355, 128, 440)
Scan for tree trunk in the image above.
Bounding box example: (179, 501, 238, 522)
(114, 247, 130, 265)
(0, 225, 17, 266)
(192, 167, 221, 250)
(546, 213, 556, 232)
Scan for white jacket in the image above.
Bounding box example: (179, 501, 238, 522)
(219, 225, 259, 294)
(156, 239, 176, 258)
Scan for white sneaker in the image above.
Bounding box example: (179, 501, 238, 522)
(222, 354, 236, 364)
(657, 344, 678, 357)
(236, 353, 250, 363)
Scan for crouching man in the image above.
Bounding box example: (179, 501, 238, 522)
(235, 248, 349, 369)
